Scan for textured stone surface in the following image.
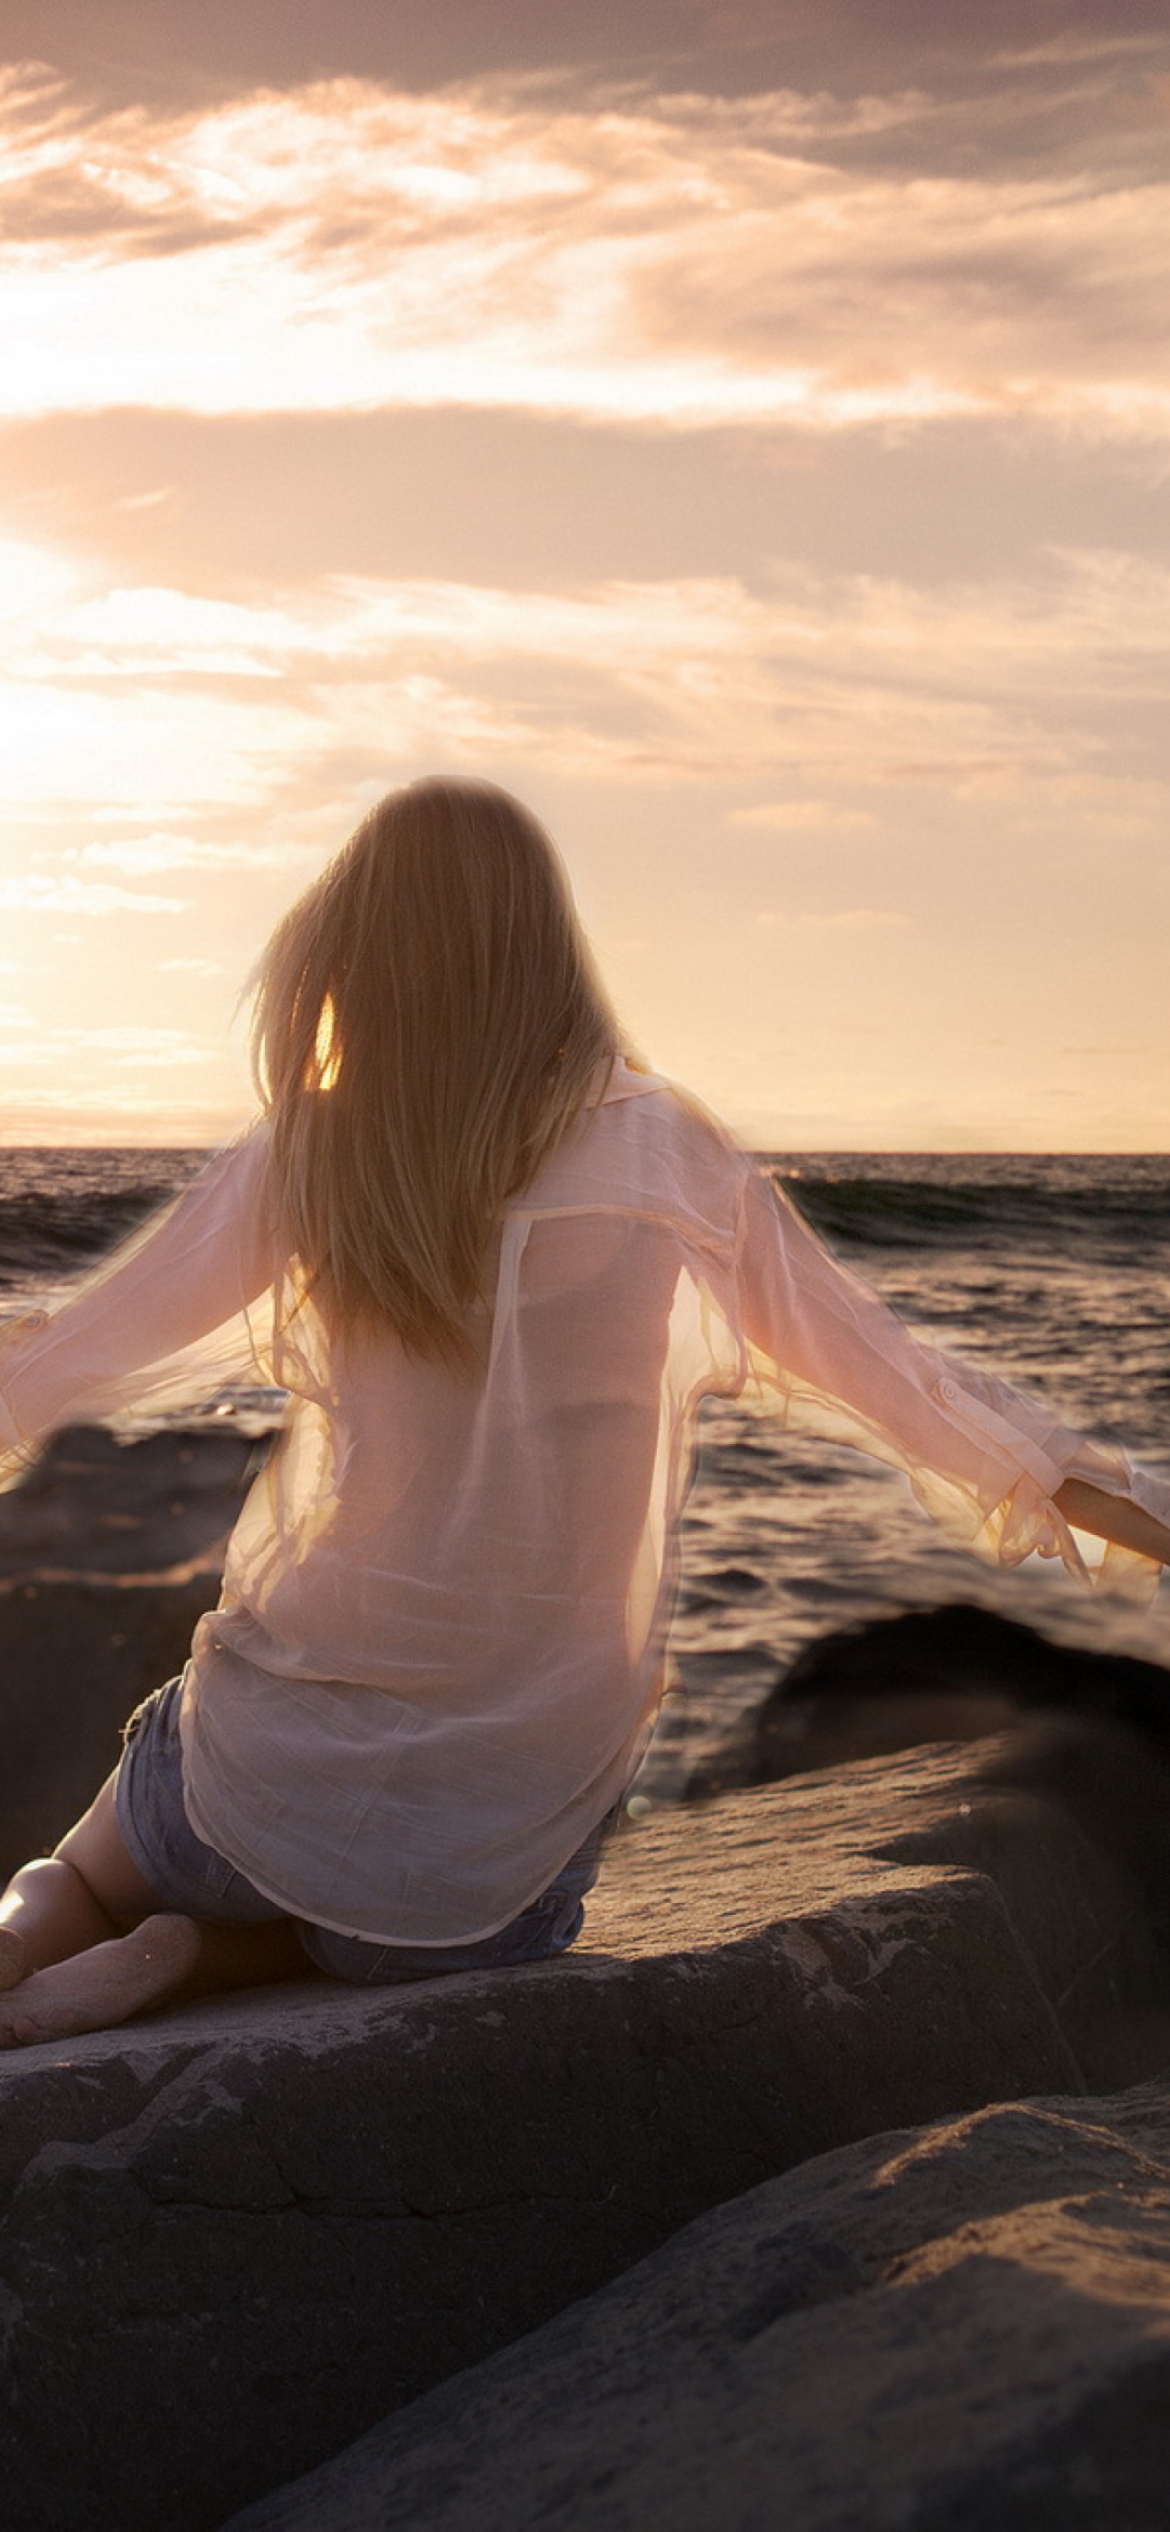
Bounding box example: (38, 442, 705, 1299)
(0, 1733, 1167, 2531)
(221, 2083, 1170, 2532)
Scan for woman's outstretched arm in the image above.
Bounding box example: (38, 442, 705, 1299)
(1054, 1478, 1170, 1567)
(733, 1164, 1170, 1593)
(0, 1126, 276, 1479)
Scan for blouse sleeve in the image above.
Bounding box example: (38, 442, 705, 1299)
(0, 1125, 279, 1488)
(734, 1165, 1170, 1599)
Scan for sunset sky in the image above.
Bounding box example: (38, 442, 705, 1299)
(1, 0, 1167, 1148)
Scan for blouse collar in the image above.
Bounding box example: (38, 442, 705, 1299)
(601, 1055, 665, 1104)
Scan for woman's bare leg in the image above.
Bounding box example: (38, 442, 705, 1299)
(0, 1772, 159, 1983)
(0, 1859, 115, 1984)
(0, 1776, 306, 2050)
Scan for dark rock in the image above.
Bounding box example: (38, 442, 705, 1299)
(0, 1425, 260, 1872)
(0, 1571, 218, 1873)
(685, 1601, 1170, 1798)
(0, 1423, 260, 1579)
(219, 2082, 1170, 2532)
(0, 1733, 1168, 2530)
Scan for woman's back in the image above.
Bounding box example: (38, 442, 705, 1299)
(184, 1060, 751, 1945)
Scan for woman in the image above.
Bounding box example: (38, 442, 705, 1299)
(0, 775, 1166, 2049)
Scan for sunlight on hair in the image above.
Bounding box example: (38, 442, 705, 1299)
(314, 994, 341, 1091)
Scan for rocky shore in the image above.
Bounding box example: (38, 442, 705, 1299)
(1, 1427, 1169, 2530)
(226, 2082, 1170, 2532)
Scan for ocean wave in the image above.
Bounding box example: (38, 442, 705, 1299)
(0, 1190, 175, 1284)
(0, 1157, 201, 1291)
(1, 1149, 1168, 1296)
(776, 1170, 1170, 1253)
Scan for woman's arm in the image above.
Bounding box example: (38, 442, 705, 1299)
(0, 1127, 277, 1475)
(733, 1164, 1170, 1594)
(1054, 1478, 1170, 1567)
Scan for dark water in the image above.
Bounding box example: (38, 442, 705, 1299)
(3, 1147, 1169, 1790)
(0, 1150, 205, 1291)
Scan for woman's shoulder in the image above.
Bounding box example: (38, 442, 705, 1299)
(518, 1059, 751, 1237)
(604, 1059, 749, 1161)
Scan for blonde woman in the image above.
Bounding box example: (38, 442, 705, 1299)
(0, 776, 1167, 2049)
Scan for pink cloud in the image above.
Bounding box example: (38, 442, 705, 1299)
(0, 63, 1165, 438)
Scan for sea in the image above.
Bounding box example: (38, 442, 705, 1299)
(2, 1148, 1169, 1796)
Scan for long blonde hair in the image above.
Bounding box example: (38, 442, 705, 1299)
(251, 776, 622, 1362)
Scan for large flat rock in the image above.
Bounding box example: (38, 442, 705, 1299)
(1, 1729, 1168, 2531)
(223, 2081, 1170, 2532)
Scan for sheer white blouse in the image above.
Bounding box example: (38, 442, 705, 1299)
(0, 1060, 1166, 1945)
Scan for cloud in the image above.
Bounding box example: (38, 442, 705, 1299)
(988, 34, 1168, 69)
(753, 908, 912, 931)
(77, 831, 318, 872)
(5, 542, 1170, 811)
(0, 1025, 210, 1068)
(0, 61, 1167, 438)
(77, 833, 225, 871)
(730, 801, 878, 829)
(0, 875, 188, 913)
(0, 549, 322, 805)
(78, 1026, 212, 1065)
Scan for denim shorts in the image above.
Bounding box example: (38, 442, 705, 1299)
(114, 1675, 616, 1986)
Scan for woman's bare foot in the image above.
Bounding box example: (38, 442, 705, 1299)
(0, 1927, 26, 1992)
(0, 1914, 203, 2049)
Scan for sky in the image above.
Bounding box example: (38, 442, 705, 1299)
(0, 0, 1168, 1148)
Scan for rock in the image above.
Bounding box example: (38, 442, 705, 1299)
(3, 1444, 1170, 2526)
(0, 1570, 218, 1874)
(686, 1600, 1170, 1797)
(0, 1731, 1169, 2531)
(219, 2081, 1170, 2532)
(684, 1603, 1170, 1965)
(0, 1425, 259, 1874)
(0, 1424, 260, 1580)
